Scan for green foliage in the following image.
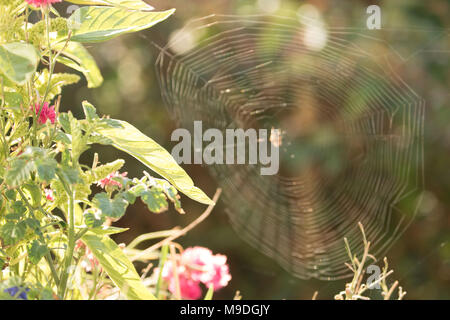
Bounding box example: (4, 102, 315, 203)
(94, 120, 214, 205)
(81, 233, 156, 300)
(93, 192, 128, 218)
(141, 188, 168, 213)
(28, 240, 48, 265)
(5, 158, 35, 188)
(83, 209, 105, 228)
(0, 221, 26, 245)
(0, 43, 39, 85)
(67, 6, 175, 43)
(0, 0, 215, 301)
(66, 0, 155, 11)
(56, 42, 103, 88)
(35, 158, 57, 182)
(84, 159, 125, 184)
(36, 70, 81, 101)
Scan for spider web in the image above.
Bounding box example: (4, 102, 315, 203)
(155, 15, 425, 280)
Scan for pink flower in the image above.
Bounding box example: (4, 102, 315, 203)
(44, 188, 55, 201)
(206, 255, 232, 289)
(181, 247, 231, 290)
(33, 102, 56, 124)
(160, 261, 203, 300)
(155, 246, 231, 299)
(25, 0, 62, 7)
(97, 171, 127, 189)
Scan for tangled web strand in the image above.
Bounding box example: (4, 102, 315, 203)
(156, 15, 425, 280)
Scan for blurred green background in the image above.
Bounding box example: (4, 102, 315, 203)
(55, 0, 449, 299)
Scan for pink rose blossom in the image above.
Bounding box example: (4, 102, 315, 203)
(96, 171, 127, 189)
(44, 188, 55, 201)
(155, 246, 231, 299)
(25, 0, 62, 7)
(33, 102, 56, 124)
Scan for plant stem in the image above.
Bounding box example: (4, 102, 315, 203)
(17, 189, 59, 286)
(58, 187, 76, 298)
(42, 5, 53, 104)
(130, 188, 222, 262)
(32, 5, 53, 146)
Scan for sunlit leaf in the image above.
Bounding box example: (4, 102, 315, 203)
(28, 240, 48, 265)
(86, 225, 129, 236)
(93, 192, 128, 218)
(5, 158, 35, 187)
(84, 159, 124, 184)
(141, 188, 168, 213)
(83, 210, 105, 228)
(35, 157, 57, 182)
(0, 43, 39, 85)
(81, 233, 156, 300)
(56, 42, 103, 88)
(57, 165, 82, 185)
(22, 184, 41, 207)
(36, 69, 80, 100)
(0, 221, 26, 245)
(67, 6, 175, 43)
(204, 285, 214, 300)
(0, 92, 22, 109)
(94, 120, 214, 205)
(65, 0, 155, 11)
(82, 101, 99, 121)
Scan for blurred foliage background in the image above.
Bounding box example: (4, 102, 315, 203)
(54, 0, 449, 299)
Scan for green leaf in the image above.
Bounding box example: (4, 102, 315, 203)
(57, 165, 82, 185)
(0, 42, 39, 85)
(67, 7, 175, 43)
(35, 157, 57, 182)
(5, 158, 35, 187)
(204, 285, 214, 300)
(65, 0, 155, 11)
(56, 42, 103, 88)
(81, 233, 156, 299)
(9, 120, 29, 142)
(84, 159, 124, 184)
(85, 225, 129, 236)
(163, 184, 184, 214)
(4, 189, 16, 200)
(58, 113, 71, 134)
(141, 188, 168, 213)
(82, 101, 99, 121)
(94, 120, 214, 205)
(127, 183, 146, 198)
(93, 192, 128, 218)
(5, 213, 21, 221)
(28, 240, 48, 265)
(54, 130, 72, 145)
(22, 184, 41, 207)
(24, 218, 41, 232)
(69, 112, 87, 160)
(0, 221, 26, 245)
(0, 92, 23, 109)
(12, 201, 26, 216)
(36, 70, 80, 101)
(83, 210, 105, 228)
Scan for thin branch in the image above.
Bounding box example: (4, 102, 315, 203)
(131, 188, 222, 262)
